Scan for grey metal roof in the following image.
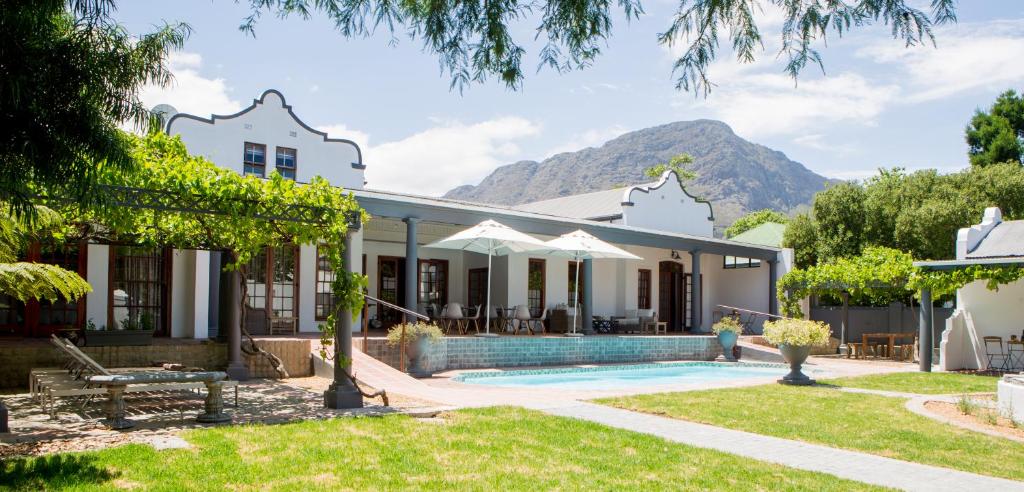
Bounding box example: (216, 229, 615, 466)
(967, 220, 1024, 259)
(353, 187, 780, 259)
(514, 187, 630, 220)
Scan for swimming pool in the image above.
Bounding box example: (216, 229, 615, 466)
(453, 362, 792, 390)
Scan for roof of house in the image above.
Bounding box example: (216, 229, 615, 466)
(728, 222, 787, 248)
(966, 219, 1024, 259)
(513, 187, 632, 220)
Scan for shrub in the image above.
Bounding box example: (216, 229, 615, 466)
(762, 319, 831, 347)
(712, 316, 744, 335)
(385, 322, 444, 346)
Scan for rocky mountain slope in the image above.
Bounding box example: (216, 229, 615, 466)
(444, 120, 832, 227)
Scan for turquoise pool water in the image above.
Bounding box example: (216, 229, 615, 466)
(454, 362, 790, 390)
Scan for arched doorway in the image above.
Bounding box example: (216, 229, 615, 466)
(659, 261, 685, 332)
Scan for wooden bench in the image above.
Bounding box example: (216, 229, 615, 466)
(88, 371, 231, 429)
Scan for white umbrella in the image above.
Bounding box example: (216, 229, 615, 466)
(544, 230, 643, 335)
(424, 220, 550, 336)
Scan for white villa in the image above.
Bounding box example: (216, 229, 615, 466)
(0, 90, 791, 349)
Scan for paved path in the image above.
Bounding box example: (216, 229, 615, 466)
(535, 401, 1024, 492)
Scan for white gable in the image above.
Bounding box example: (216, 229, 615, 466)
(621, 171, 714, 236)
(165, 90, 365, 190)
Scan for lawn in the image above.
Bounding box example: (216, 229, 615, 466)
(820, 372, 1000, 395)
(0, 407, 883, 491)
(598, 384, 1024, 481)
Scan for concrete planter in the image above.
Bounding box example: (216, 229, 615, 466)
(778, 344, 814, 385)
(405, 336, 436, 378)
(715, 331, 738, 362)
(85, 329, 156, 347)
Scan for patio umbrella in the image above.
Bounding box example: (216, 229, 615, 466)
(544, 230, 643, 335)
(424, 220, 550, 336)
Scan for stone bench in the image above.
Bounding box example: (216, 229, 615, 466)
(87, 371, 231, 429)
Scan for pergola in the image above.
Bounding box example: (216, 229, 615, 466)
(44, 183, 366, 409)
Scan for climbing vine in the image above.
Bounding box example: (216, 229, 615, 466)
(778, 245, 1024, 318)
(43, 131, 368, 372)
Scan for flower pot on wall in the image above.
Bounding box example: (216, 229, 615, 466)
(778, 344, 814, 385)
(715, 331, 738, 362)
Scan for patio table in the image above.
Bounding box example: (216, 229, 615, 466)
(861, 332, 915, 361)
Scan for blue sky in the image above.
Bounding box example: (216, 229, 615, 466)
(117, 1, 1024, 195)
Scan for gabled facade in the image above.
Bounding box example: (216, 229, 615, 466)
(514, 172, 715, 237)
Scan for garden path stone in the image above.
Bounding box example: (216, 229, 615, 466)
(538, 401, 1024, 492)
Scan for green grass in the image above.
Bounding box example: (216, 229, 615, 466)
(820, 372, 1000, 395)
(0, 407, 884, 491)
(598, 384, 1024, 481)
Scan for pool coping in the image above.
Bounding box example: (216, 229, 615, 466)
(452, 360, 812, 384)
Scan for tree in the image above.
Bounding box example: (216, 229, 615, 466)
(782, 212, 817, 269)
(0, 203, 91, 303)
(241, 0, 956, 92)
(643, 153, 697, 181)
(0, 1, 189, 217)
(812, 182, 866, 261)
(966, 89, 1024, 167)
(724, 209, 788, 238)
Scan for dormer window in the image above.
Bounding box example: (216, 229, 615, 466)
(276, 147, 297, 180)
(243, 142, 266, 177)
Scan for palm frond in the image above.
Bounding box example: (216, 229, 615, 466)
(0, 262, 92, 303)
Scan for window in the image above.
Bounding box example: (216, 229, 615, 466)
(723, 256, 761, 269)
(528, 259, 546, 316)
(418, 259, 448, 306)
(110, 246, 168, 335)
(314, 246, 334, 320)
(467, 268, 488, 308)
(37, 245, 83, 328)
(637, 269, 652, 310)
(567, 261, 584, 308)
(275, 147, 297, 180)
(270, 245, 297, 318)
(245, 245, 298, 326)
(243, 142, 266, 177)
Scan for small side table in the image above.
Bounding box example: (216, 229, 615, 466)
(653, 321, 668, 335)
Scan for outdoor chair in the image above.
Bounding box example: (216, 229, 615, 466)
(512, 305, 534, 335)
(638, 309, 657, 334)
(464, 305, 482, 334)
(1008, 340, 1024, 372)
(527, 308, 548, 335)
(984, 336, 1010, 372)
(441, 302, 466, 335)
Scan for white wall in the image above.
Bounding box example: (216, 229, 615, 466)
(298, 243, 318, 333)
(960, 279, 1024, 342)
(622, 171, 714, 237)
(170, 249, 191, 338)
(705, 253, 771, 331)
(167, 90, 364, 190)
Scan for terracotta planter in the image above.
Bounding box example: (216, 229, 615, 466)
(778, 344, 815, 385)
(405, 336, 434, 378)
(716, 331, 739, 362)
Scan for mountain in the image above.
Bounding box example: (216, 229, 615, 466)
(443, 120, 833, 228)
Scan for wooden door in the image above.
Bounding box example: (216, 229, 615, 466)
(377, 256, 406, 327)
(659, 261, 684, 332)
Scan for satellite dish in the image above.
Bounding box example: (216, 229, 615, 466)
(150, 104, 178, 128)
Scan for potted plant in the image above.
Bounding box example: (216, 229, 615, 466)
(762, 318, 831, 385)
(712, 316, 743, 362)
(386, 322, 443, 378)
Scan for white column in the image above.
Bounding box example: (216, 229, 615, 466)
(192, 250, 210, 339)
(85, 244, 109, 328)
(298, 243, 317, 333)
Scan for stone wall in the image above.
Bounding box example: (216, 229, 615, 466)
(245, 339, 312, 378)
(0, 342, 227, 389)
(360, 335, 723, 373)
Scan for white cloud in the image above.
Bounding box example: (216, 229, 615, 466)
(139, 51, 242, 117)
(679, 71, 900, 138)
(857, 19, 1024, 102)
(792, 134, 859, 156)
(544, 125, 629, 157)
(323, 117, 542, 195)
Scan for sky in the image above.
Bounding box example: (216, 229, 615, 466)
(116, 1, 1024, 196)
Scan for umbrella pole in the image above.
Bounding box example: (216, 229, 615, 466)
(572, 256, 580, 334)
(485, 246, 492, 335)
